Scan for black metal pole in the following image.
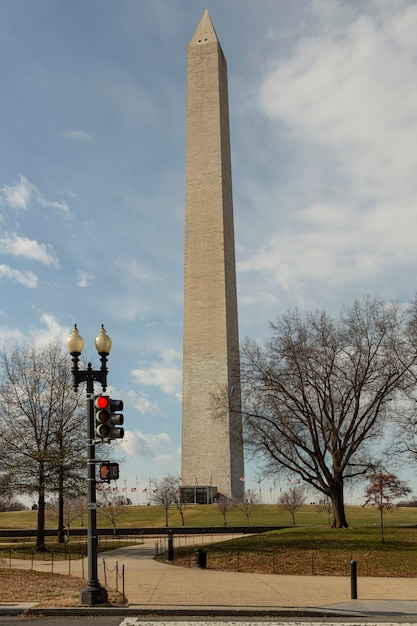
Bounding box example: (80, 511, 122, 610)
(168, 528, 174, 562)
(79, 364, 108, 606)
(350, 560, 358, 599)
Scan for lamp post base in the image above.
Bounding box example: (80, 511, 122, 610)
(79, 584, 108, 606)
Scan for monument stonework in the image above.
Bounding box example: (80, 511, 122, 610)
(181, 10, 244, 502)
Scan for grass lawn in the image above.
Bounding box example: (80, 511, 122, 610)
(163, 525, 417, 577)
(0, 502, 416, 529)
(0, 537, 134, 561)
(1, 506, 417, 607)
(1, 504, 417, 577)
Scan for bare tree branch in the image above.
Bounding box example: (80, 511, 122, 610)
(240, 296, 417, 528)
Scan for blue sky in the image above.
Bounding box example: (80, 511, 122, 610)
(1, 0, 417, 503)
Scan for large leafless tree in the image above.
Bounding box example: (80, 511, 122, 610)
(386, 296, 417, 465)
(240, 297, 417, 528)
(0, 341, 85, 548)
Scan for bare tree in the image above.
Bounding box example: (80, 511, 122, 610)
(363, 471, 411, 543)
(168, 477, 187, 526)
(47, 496, 86, 539)
(236, 489, 259, 525)
(150, 477, 175, 527)
(98, 488, 126, 533)
(240, 297, 417, 528)
(0, 471, 25, 511)
(278, 484, 306, 525)
(0, 341, 85, 548)
(315, 497, 332, 526)
(215, 496, 231, 526)
(150, 475, 186, 526)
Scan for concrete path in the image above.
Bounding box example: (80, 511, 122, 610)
(4, 538, 417, 616)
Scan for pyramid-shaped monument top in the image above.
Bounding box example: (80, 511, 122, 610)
(189, 9, 220, 46)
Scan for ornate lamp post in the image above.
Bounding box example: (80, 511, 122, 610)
(66, 323, 112, 606)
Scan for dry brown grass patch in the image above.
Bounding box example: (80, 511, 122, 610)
(0, 568, 126, 607)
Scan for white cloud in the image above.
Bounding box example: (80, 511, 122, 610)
(248, 3, 417, 291)
(116, 259, 160, 284)
(0, 233, 59, 267)
(76, 270, 94, 288)
(0, 264, 37, 288)
(119, 429, 171, 458)
(0, 325, 25, 344)
(63, 130, 93, 141)
(26, 314, 71, 349)
(38, 197, 70, 217)
(123, 388, 163, 417)
(260, 6, 417, 200)
(131, 349, 182, 399)
(0, 315, 69, 349)
(2, 175, 34, 209)
(1, 174, 71, 216)
(239, 197, 417, 290)
(105, 259, 165, 321)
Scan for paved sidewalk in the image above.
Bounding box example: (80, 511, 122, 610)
(3, 538, 417, 617)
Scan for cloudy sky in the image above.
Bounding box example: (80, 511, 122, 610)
(1, 0, 416, 502)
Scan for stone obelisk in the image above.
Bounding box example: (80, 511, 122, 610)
(181, 10, 244, 502)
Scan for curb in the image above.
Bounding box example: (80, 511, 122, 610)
(0, 605, 381, 618)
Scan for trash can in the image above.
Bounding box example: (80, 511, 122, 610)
(195, 549, 207, 569)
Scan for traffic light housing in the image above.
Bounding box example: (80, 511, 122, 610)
(94, 395, 124, 441)
(108, 398, 124, 440)
(100, 462, 119, 482)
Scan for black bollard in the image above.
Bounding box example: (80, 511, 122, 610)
(168, 528, 174, 562)
(351, 560, 358, 599)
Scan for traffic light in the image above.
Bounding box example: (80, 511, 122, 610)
(94, 396, 124, 441)
(95, 395, 111, 439)
(108, 398, 124, 440)
(100, 462, 119, 482)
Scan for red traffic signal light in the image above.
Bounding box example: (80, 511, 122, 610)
(95, 396, 112, 439)
(94, 396, 124, 441)
(96, 396, 109, 410)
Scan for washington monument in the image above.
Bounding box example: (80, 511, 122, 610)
(181, 10, 244, 502)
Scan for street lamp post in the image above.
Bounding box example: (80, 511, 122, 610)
(66, 323, 112, 606)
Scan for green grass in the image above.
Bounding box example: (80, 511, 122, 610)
(1, 504, 417, 574)
(164, 525, 417, 577)
(0, 503, 416, 529)
(0, 537, 135, 561)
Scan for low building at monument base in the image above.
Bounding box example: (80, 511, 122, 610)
(180, 485, 218, 504)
